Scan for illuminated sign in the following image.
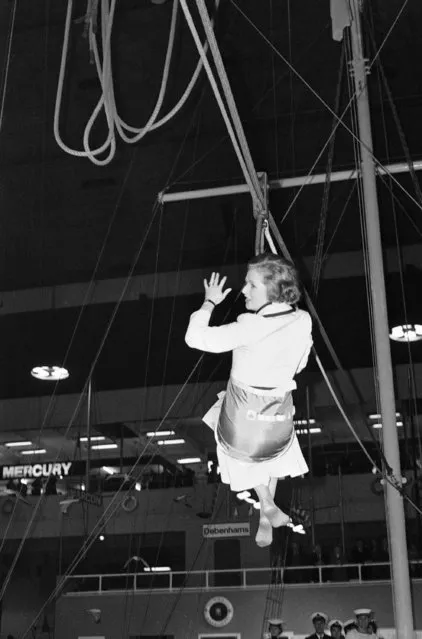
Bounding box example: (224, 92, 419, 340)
(1, 462, 72, 480)
(202, 522, 250, 538)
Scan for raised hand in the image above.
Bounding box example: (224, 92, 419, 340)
(203, 272, 232, 306)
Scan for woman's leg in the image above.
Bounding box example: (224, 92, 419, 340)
(255, 513, 272, 547)
(255, 481, 290, 528)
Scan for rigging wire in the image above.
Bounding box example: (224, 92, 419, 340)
(158, 484, 224, 636)
(158, 108, 203, 414)
(312, 44, 345, 297)
(166, 21, 330, 191)
(269, 0, 279, 176)
(261, 491, 296, 637)
(377, 176, 422, 240)
(0, 0, 16, 136)
(178, 0, 263, 209)
(320, 181, 357, 261)
(229, 0, 422, 217)
(362, 7, 422, 207)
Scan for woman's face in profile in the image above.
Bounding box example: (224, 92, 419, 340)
(242, 268, 269, 311)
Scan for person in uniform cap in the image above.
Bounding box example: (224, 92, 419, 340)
(328, 620, 344, 639)
(345, 610, 375, 639)
(264, 619, 286, 639)
(305, 613, 330, 639)
(343, 620, 357, 635)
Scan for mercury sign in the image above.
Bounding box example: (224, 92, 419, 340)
(1, 462, 72, 480)
(202, 522, 250, 539)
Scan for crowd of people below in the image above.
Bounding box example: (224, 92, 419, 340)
(266, 609, 385, 639)
(269, 537, 422, 583)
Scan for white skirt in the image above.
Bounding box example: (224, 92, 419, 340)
(216, 434, 308, 492)
(203, 389, 309, 492)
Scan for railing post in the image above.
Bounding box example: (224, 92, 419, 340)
(99, 575, 102, 593)
(358, 563, 362, 583)
(242, 568, 246, 588)
(318, 566, 322, 584)
(169, 571, 173, 592)
(205, 570, 209, 589)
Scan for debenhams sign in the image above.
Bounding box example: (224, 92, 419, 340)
(1, 462, 72, 480)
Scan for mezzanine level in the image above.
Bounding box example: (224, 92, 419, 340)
(63, 560, 422, 595)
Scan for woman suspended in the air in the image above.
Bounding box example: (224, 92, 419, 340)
(185, 253, 312, 547)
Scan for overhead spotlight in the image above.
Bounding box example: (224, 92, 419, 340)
(31, 366, 69, 381)
(99, 533, 105, 542)
(390, 324, 422, 343)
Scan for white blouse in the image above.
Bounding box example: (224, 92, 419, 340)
(185, 302, 312, 390)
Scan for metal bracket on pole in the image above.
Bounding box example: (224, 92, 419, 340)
(254, 172, 269, 255)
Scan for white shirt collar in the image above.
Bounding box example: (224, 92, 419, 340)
(256, 302, 294, 316)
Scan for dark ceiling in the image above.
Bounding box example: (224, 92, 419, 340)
(0, 0, 422, 402)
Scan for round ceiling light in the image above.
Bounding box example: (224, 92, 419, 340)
(389, 324, 422, 343)
(31, 366, 70, 381)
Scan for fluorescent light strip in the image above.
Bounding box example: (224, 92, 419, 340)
(368, 412, 402, 420)
(177, 457, 201, 464)
(102, 466, 118, 475)
(296, 428, 322, 435)
(294, 418, 316, 425)
(4, 441, 33, 448)
(157, 439, 185, 446)
(91, 443, 118, 450)
(147, 430, 175, 437)
(21, 449, 47, 455)
(143, 566, 171, 572)
(372, 422, 403, 430)
(80, 436, 106, 442)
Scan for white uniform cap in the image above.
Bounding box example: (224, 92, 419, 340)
(269, 619, 284, 626)
(329, 620, 344, 630)
(312, 613, 328, 623)
(343, 620, 357, 630)
(354, 609, 372, 617)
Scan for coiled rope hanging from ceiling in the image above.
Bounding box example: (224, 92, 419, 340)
(54, 0, 219, 166)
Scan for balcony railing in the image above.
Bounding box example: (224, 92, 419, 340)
(62, 560, 422, 595)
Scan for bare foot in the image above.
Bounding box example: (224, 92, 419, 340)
(262, 502, 291, 528)
(255, 516, 273, 547)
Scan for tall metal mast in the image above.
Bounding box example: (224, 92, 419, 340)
(348, 1, 414, 637)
